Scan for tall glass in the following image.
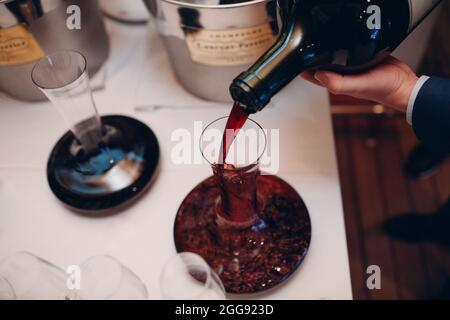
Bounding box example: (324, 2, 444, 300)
(32, 50, 103, 155)
(174, 117, 312, 294)
(201, 117, 266, 228)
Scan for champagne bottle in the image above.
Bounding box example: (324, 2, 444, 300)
(229, 0, 442, 114)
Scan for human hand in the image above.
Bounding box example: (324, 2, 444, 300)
(301, 56, 419, 113)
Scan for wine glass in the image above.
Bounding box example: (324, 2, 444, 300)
(76, 255, 148, 300)
(0, 275, 15, 300)
(0, 252, 68, 300)
(160, 252, 226, 300)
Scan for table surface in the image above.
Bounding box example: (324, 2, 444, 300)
(0, 20, 352, 300)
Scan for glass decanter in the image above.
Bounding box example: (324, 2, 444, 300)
(31, 50, 159, 212)
(174, 117, 311, 294)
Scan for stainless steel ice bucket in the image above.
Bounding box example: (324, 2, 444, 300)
(144, 0, 278, 102)
(0, 0, 109, 101)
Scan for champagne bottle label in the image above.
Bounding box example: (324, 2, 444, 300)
(185, 24, 276, 67)
(0, 24, 45, 66)
(409, 0, 441, 29)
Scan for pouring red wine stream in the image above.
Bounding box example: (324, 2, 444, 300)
(219, 101, 249, 165)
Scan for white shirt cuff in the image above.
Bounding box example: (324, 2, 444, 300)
(406, 76, 430, 125)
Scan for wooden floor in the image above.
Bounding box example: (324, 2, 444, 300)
(333, 114, 450, 300)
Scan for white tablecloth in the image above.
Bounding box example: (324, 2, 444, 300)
(0, 19, 352, 300)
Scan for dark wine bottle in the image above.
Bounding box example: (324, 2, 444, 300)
(229, 0, 442, 114)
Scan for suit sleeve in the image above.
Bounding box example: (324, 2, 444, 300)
(412, 77, 450, 151)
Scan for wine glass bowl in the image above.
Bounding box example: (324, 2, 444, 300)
(0, 252, 68, 300)
(0, 275, 16, 300)
(77, 255, 148, 300)
(160, 252, 226, 300)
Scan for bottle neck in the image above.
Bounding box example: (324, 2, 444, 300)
(229, 2, 329, 114)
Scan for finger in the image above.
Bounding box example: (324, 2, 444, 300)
(300, 70, 324, 86)
(314, 71, 345, 94)
(314, 70, 370, 96)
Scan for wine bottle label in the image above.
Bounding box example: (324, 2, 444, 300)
(185, 24, 276, 67)
(409, 0, 441, 30)
(0, 24, 45, 66)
